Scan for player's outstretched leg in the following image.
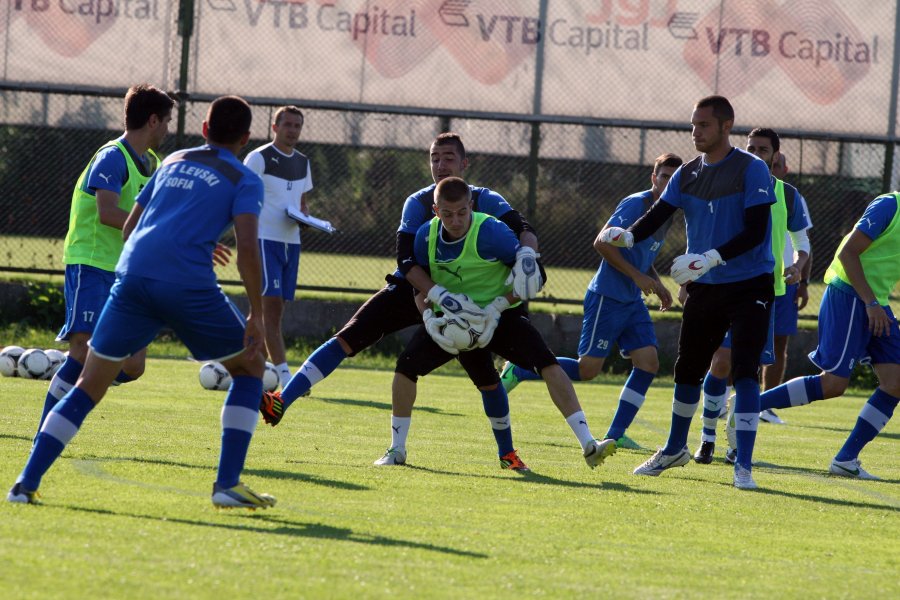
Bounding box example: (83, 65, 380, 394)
(830, 388, 898, 480)
(36, 355, 83, 439)
(604, 367, 655, 450)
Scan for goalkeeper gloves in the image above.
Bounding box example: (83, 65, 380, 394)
(599, 226, 634, 248)
(426, 285, 486, 322)
(671, 249, 725, 285)
(476, 296, 510, 348)
(423, 309, 458, 355)
(505, 246, 543, 300)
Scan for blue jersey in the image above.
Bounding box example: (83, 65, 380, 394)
(855, 195, 897, 240)
(117, 144, 264, 287)
(783, 181, 810, 234)
(413, 215, 519, 269)
(84, 137, 150, 196)
(589, 190, 669, 302)
(397, 184, 513, 277)
(661, 148, 774, 284)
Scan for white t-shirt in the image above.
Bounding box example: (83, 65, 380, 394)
(244, 142, 313, 244)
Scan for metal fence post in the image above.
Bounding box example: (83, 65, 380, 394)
(176, 0, 196, 149)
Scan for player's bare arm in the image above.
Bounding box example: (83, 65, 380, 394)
(122, 203, 144, 241)
(96, 189, 131, 229)
(594, 227, 656, 296)
(837, 229, 890, 337)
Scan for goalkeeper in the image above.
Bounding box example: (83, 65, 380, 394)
(602, 96, 774, 490)
(376, 176, 617, 471)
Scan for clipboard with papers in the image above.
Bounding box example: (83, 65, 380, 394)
(286, 205, 338, 234)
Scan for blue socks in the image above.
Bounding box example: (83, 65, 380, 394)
(835, 388, 898, 462)
(19, 387, 96, 491)
(605, 368, 654, 440)
(513, 357, 581, 384)
(662, 383, 700, 455)
(37, 355, 83, 437)
(760, 376, 823, 410)
(481, 386, 514, 456)
(732, 378, 760, 470)
(217, 376, 262, 489)
(282, 338, 347, 409)
(700, 372, 727, 443)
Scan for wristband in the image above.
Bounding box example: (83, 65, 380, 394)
(866, 300, 880, 308)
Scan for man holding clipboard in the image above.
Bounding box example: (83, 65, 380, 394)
(244, 106, 314, 389)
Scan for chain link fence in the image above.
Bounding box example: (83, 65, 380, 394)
(2, 0, 899, 317)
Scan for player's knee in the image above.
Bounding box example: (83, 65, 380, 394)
(478, 383, 499, 391)
(122, 362, 145, 380)
(818, 373, 849, 398)
(732, 361, 760, 383)
(578, 358, 604, 381)
(709, 352, 730, 378)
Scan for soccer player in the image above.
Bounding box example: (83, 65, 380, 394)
(498, 153, 682, 450)
(243, 106, 314, 389)
(258, 133, 543, 428)
(8, 96, 275, 509)
(743, 191, 900, 480)
(693, 129, 810, 464)
(36, 84, 174, 437)
(762, 151, 813, 422)
(380, 176, 617, 470)
(602, 95, 774, 489)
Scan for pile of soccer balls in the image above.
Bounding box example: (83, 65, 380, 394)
(199, 360, 279, 392)
(0, 346, 66, 380)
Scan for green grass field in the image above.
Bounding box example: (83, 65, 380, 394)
(1, 358, 897, 598)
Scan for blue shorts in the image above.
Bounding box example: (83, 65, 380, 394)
(773, 283, 799, 336)
(721, 305, 776, 365)
(260, 239, 300, 300)
(809, 284, 900, 378)
(90, 275, 247, 362)
(577, 292, 656, 359)
(57, 264, 116, 341)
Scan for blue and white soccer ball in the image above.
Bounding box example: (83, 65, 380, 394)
(440, 317, 483, 351)
(263, 362, 279, 392)
(199, 361, 232, 391)
(43, 349, 66, 380)
(17, 348, 51, 380)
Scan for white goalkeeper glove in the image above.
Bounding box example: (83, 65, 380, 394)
(475, 296, 510, 348)
(426, 285, 486, 323)
(599, 226, 634, 248)
(671, 249, 725, 285)
(505, 246, 543, 300)
(423, 309, 458, 355)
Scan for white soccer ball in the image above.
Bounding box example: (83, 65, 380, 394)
(440, 316, 482, 351)
(0, 345, 25, 377)
(43, 349, 66, 379)
(263, 362, 279, 392)
(17, 348, 51, 380)
(199, 361, 232, 391)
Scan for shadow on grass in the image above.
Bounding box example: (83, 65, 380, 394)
(737, 486, 900, 511)
(72, 457, 369, 491)
(403, 463, 659, 495)
(316, 396, 465, 417)
(55, 505, 488, 558)
(0, 433, 32, 442)
(754, 460, 900, 485)
(791, 423, 900, 441)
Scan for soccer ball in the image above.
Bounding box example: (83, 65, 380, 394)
(440, 317, 483, 351)
(44, 349, 66, 379)
(17, 348, 51, 380)
(0, 345, 25, 377)
(199, 361, 232, 391)
(263, 362, 279, 392)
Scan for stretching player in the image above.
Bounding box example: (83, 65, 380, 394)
(742, 191, 900, 480)
(9, 96, 275, 509)
(381, 177, 616, 469)
(499, 154, 682, 450)
(36, 84, 173, 436)
(259, 133, 543, 430)
(244, 106, 314, 389)
(603, 96, 774, 489)
(693, 128, 810, 464)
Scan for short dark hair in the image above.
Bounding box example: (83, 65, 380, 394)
(694, 95, 734, 125)
(747, 127, 781, 153)
(434, 176, 471, 204)
(124, 84, 174, 130)
(274, 105, 303, 126)
(432, 132, 466, 159)
(206, 96, 252, 145)
(654, 153, 683, 174)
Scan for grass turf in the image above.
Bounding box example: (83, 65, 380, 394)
(1, 358, 898, 598)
